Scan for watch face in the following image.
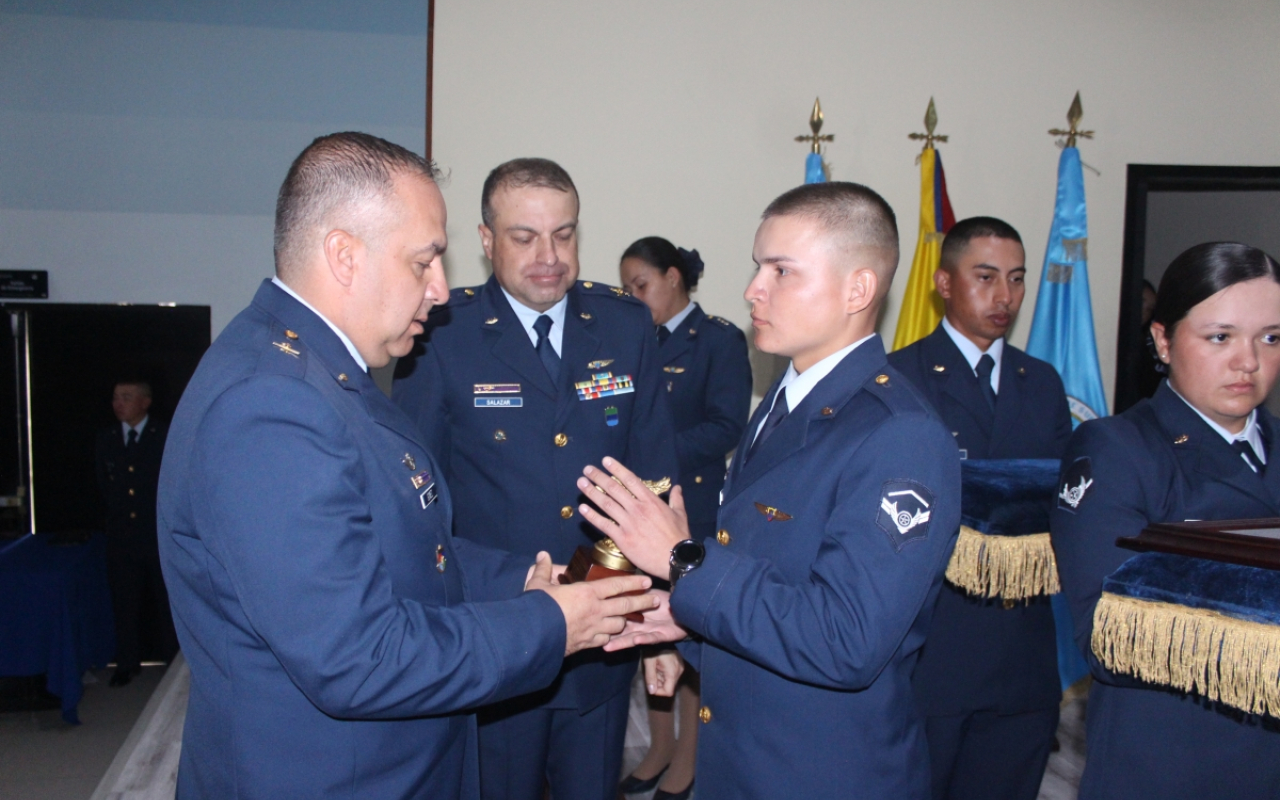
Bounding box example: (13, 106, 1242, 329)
(673, 540, 704, 568)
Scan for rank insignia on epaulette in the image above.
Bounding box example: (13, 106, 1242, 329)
(588, 359, 614, 369)
(610, 286, 626, 296)
(435, 544, 446, 573)
(754, 502, 792, 522)
(709, 315, 731, 326)
(663, 366, 685, 373)
(272, 341, 301, 357)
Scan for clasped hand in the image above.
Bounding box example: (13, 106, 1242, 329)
(524, 552, 657, 656)
(575, 458, 693, 650)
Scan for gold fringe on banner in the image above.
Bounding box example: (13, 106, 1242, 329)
(1092, 592, 1280, 717)
(944, 526, 1061, 600)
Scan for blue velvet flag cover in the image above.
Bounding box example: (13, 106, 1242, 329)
(1095, 551, 1280, 717)
(946, 458, 1062, 600)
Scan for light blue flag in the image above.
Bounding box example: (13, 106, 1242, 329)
(804, 152, 825, 184)
(1025, 145, 1106, 690)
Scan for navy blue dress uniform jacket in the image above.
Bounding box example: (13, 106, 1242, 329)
(659, 304, 752, 537)
(96, 419, 166, 544)
(889, 325, 1071, 716)
(670, 335, 961, 799)
(392, 276, 678, 712)
(1050, 382, 1280, 799)
(157, 281, 567, 800)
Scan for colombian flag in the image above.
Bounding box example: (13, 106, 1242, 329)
(891, 148, 956, 351)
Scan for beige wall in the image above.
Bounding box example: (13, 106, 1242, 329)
(433, 0, 1280, 405)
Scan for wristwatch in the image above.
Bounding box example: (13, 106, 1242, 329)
(668, 538, 706, 588)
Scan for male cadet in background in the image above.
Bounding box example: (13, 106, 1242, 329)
(888, 216, 1072, 800)
(392, 157, 678, 800)
(575, 182, 962, 799)
(95, 379, 176, 687)
(157, 133, 656, 800)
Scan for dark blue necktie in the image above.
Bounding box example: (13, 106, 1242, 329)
(533, 315, 560, 384)
(126, 428, 138, 451)
(746, 390, 789, 464)
(1234, 439, 1265, 475)
(656, 325, 670, 345)
(975, 354, 997, 412)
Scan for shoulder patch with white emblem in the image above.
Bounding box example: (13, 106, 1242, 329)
(876, 480, 934, 550)
(1057, 457, 1093, 513)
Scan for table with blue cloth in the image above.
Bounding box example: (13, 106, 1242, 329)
(0, 533, 116, 723)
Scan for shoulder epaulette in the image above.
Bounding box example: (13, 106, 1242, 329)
(259, 327, 307, 377)
(449, 286, 482, 303)
(707, 315, 734, 327)
(577, 280, 629, 297)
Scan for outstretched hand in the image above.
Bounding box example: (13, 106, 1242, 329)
(576, 458, 691, 578)
(603, 589, 689, 652)
(524, 552, 657, 656)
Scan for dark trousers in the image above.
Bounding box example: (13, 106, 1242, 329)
(477, 688, 630, 800)
(106, 533, 177, 671)
(926, 707, 1059, 800)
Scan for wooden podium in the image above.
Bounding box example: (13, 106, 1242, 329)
(1116, 518, 1280, 571)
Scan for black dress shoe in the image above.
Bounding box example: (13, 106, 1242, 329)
(109, 666, 140, 687)
(653, 780, 694, 800)
(618, 766, 668, 794)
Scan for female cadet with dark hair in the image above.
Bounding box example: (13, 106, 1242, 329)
(1050, 241, 1280, 799)
(616, 237, 752, 800)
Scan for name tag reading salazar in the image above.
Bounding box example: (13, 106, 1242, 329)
(475, 397, 523, 408)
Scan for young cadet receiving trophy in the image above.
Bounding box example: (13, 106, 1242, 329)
(578, 182, 962, 800)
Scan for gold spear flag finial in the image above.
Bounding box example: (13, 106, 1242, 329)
(908, 97, 949, 155)
(796, 97, 835, 154)
(1048, 91, 1094, 148)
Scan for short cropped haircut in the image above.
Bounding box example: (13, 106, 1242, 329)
(115, 379, 152, 398)
(762, 182, 899, 273)
(940, 216, 1023, 271)
(481, 158, 578, 229)
(274, 132, 440, 278)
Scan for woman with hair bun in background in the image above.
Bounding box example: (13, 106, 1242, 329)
(617, 237, 752, 800)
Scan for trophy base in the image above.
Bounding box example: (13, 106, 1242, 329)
(557, 545, 645, 622)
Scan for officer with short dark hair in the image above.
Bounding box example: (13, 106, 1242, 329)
(888, 216, 1071, 800)
(95, 379, 176, 687)
(392, 158, 678, 800)
(577, 181, 962, 799)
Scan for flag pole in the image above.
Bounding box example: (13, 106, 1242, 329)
(795, 98, 834, 184)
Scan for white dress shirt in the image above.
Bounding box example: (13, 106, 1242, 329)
(501, 287, 568, 357)
(660, 301, 697, 335)
(752, 334, 876, 444)
(121, 415, 149, 444)
(941, 316, 1004, 394)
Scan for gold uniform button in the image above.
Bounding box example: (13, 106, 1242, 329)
(554, 433, 568, 447)
(129, 512, 137, 519)
(698, 706, 712, 724)
(127, 488, 135, 496)
(716, 529, 730, 546)
(464, 288, 475, 296)
(821, 407, 833, 416)
(875, 374, 889, 385)
(560, 506, 574, 519)
(695, 475, 703, 484)
(1174, 434, 1189, 444)
(583, 281, 594, 288)
(494, 429, 507, 442)
(338, 373, 348, 382)
(285, 329, 299, 340)
(127, 466, 135, 473)
(580, 312, 592, 320)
